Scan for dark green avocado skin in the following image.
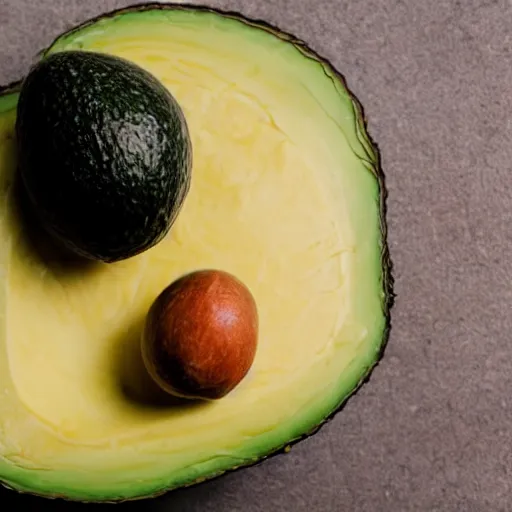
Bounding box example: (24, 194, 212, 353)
(15, 50, 192, 263)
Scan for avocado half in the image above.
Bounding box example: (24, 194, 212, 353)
(0, 2, 394, 503)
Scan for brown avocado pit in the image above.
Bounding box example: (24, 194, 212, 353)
(141, 269, 259, 401)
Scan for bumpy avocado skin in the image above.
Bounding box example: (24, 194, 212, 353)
(15, 50, 192, 263)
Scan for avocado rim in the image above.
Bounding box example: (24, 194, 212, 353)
(0, 2, 395, 503)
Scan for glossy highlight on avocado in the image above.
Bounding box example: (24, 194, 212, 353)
(0, 3, 393, 503)
(16, 50, 192, 263)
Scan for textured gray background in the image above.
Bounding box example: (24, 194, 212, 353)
(0, 0, 509, 510)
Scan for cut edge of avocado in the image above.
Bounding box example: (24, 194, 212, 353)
(0, 2, 395, 503)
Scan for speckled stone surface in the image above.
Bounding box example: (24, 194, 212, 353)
(0, 1, 510, 510)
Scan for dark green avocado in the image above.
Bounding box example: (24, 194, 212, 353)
(15, 50, 192, 263)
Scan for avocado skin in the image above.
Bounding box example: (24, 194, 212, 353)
(15, 50, 192, 263)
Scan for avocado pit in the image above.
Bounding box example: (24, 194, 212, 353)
(141, 269, 259, 400)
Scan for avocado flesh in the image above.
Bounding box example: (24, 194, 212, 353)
(0, 5, 391, 503)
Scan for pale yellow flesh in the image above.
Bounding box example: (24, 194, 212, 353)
(0, 8, 385, 500)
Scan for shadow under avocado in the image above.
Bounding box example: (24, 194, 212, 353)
(9, 170, 96, 279)
(112, 314, 205, 411)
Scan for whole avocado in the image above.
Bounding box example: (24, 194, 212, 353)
(15, 50, 192, 262)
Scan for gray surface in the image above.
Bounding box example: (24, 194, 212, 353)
(0, 0, 509, 510)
